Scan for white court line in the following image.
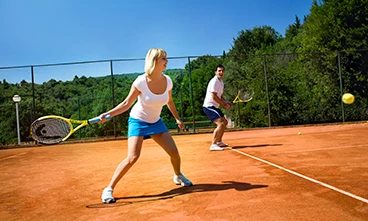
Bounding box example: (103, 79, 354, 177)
(270, 144, 368, 154)
(228, 147, 368, 204)
(0, 152, 26, 162)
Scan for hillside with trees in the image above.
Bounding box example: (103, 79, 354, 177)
(1, 0, 367, 145)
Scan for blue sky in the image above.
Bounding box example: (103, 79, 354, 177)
(0, 0, 313, 83)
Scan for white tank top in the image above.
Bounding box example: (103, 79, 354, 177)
(129, 74, 173, 123)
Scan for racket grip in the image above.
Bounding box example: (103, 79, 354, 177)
(88, 114, 111, 124)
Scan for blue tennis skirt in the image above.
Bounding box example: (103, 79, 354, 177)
(127, 117, 168, 139)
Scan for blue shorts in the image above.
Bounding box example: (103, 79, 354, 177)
(202, 106, 224, 122)
(127, 117, 168, 139)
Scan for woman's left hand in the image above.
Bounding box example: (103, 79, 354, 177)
(176, 119, 184, 129)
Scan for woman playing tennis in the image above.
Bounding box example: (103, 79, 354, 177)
(98, 48, 192, 203)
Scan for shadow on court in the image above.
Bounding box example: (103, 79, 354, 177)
(231, 144, 283, 149)
(86, 181, 268, 208)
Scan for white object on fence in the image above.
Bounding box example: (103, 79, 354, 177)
(225, 115, 235, 128)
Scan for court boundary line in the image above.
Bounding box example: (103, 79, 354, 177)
(0, 152, 27, 162)
(227, 147, 368, 204)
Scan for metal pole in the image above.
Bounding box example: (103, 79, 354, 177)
(13, 95, 21, 145)
(78, 98, 81, 138)
(237, 102, 240, 127)
(110, 60, 117, 137)
(236, 86, 241, 127)
(180, 87, 183, 120)
(15, 102, 20, 145)
(31, 66, 35, 121)
(187, 57, 196, 132)
(338, 51, 345, 122)
(263, 55, 272, 127)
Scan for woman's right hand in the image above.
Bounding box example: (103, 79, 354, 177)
(98, 113, 110, 124)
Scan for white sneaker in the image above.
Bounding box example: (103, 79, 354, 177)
(173, 173, 193, 186)
(101, 187, 116, 204)
(217, 141, 228, 147)
(210, 144, 224, 151)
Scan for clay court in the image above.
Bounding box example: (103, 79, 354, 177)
(1, 123, 368, 221)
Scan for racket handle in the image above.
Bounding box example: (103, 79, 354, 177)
(88, 114, 111, 124)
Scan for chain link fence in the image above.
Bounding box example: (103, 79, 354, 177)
(1, 50, 367, 145)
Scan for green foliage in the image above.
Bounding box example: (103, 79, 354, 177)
(229, 26, 282, 60)
(1, 0, 368, 144)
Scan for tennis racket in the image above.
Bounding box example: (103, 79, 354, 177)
(233, 88, 255, 103)
(30, 115, 111, 145)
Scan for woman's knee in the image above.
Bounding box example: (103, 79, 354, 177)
(172, 151, 180, 160)
(126, 154, 140, 165)
(166, 147, 180, 160)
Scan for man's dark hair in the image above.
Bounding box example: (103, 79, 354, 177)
(216, 64, 225, 70)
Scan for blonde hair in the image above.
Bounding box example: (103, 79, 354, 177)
(144, 48, 167, 75)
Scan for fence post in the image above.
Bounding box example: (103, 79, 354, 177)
(236, 86, 241, 127)
(263, 55, 271, 127)
(78, 97, 81, 138)
(31, 66, 35, 121)
(110, 60, 117, 137)
(180, 87, 184, 120)
(187, 57, 196, 132)
(337, 51, 345, 122)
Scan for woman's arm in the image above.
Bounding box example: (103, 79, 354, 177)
(99, 84, 141, 122)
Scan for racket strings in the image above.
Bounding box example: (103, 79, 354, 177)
(31, 118, 71, 144)
(239, 90, 254, 101)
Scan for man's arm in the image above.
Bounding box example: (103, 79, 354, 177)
(212, 92, 231, 109)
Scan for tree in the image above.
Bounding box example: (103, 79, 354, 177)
(300, 0, 368, 52)
(285, 16, 301, 40)
(229, 26, 282, 60)
(299, 0, 368, 121)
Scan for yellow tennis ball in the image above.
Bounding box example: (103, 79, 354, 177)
(342, 93, 355, 104)
(298, 132, 301, 135)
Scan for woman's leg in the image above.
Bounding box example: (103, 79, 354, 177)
(151, 132, 192, 186)
(151, 132, 181, 175)
(107, 136, 144, 188)
(102, 136, 144, 203)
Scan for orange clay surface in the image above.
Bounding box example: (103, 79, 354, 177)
(1, 123, 368, 221)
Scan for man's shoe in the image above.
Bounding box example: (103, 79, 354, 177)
(210, 144, 224, 151)
(217, 141, 228, 147)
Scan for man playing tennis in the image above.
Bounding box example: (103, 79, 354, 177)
(98, 48, 192, 203)
(202, 64, 232, 151)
